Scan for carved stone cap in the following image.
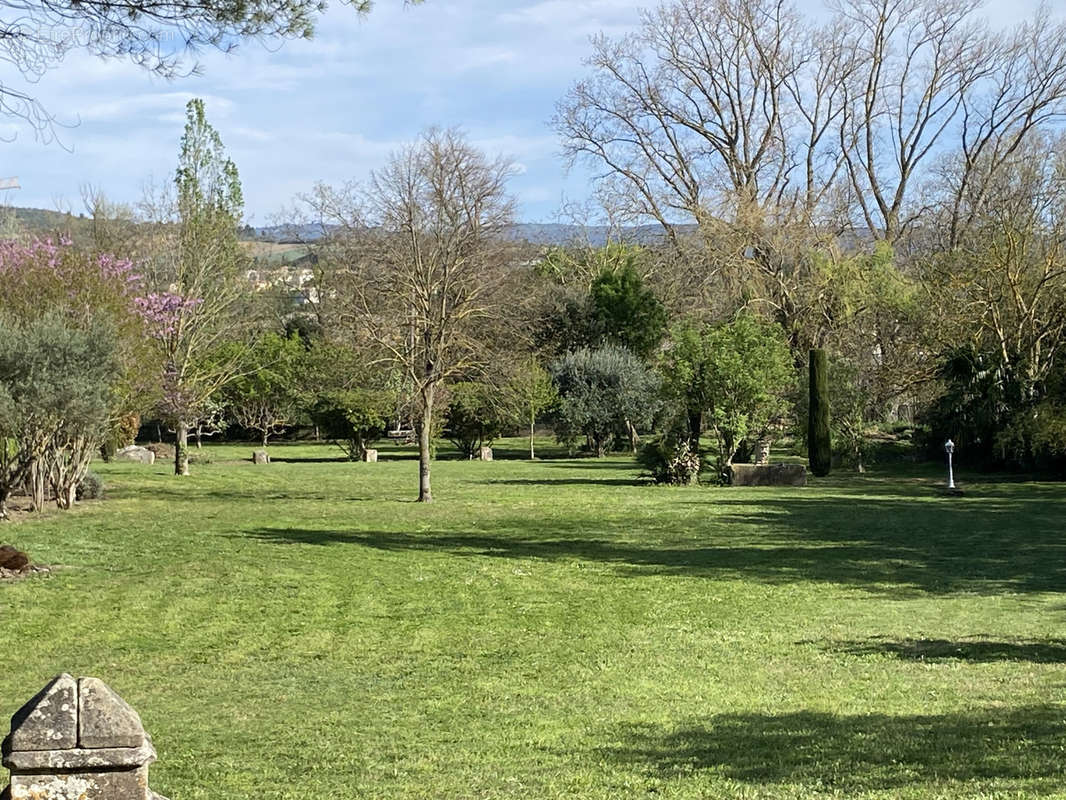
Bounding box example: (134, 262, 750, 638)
(2, 675, 155, 772)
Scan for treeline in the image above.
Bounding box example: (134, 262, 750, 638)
(4, 0, 1066, 509)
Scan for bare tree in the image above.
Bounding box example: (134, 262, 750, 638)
(926, 131, 1066, 400)
(559, 0, 1066, 248)
(328, 128, 517, 502)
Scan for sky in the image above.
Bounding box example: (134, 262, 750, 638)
(0, 0, 1050, 225)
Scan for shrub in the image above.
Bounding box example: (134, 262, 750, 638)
(638, 438, 701, 485)
(444, 382, 508, 458)
(76, 471, 104, 501)
(550, 345, 660, 457)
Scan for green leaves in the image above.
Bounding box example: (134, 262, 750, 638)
(661, 315, 794, 469)
(550, 345, 661, 456)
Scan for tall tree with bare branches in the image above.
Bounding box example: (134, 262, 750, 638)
(332, 128, 516, 502)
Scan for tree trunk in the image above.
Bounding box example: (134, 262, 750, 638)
(195, 425, 203, 449)
(808, 349, 832, 477)
(175, 420, 190, 476)
(626, 420, 639, 454)
(529, 417, 535, 460)
(57, 483, 77, 510)
(417, 385, 435, 503)
(687, 409, 702, 451)
(27, 459, 45, 512)
(262, 430, 269, 449)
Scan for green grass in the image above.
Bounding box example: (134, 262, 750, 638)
(2, 440, 1065, 799)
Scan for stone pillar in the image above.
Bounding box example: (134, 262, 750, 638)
(478, 446, 493, 462)
(2, 674, 168, 800)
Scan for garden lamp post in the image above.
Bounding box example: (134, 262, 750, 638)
(945, 439, 955, 489)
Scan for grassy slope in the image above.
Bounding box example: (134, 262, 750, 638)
(1, 441, 1064, 799)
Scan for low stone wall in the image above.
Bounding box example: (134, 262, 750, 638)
(2, 674, 168, 800)
(729, 463, 807, 487)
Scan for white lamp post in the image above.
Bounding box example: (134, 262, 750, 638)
(945, 439, 955, 489)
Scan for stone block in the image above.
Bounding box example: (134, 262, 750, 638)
(729, 463, 807, 487)
(362, 449, 378, 463)
(4, 674, 77, 753)
(754, 440, 772, 466)
(78, 678, 144, 750)
(10, 767, 150, 800)
(114, 447, 154, 466)
(478, 446, 493, 462)
(252, 450, 270, 465)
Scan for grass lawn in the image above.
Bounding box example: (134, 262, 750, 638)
(1, 440, 1065, 799)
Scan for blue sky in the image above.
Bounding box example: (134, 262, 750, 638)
(0, 0, 1049, 225)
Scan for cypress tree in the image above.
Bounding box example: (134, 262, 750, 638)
(808, 348, 832, 476)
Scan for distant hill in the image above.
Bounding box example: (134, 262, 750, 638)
(251, 221, 693, 247)
(2, 206, 94, 238)
(1, 205, 690, 249)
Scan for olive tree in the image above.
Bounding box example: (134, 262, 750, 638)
(0, 315, 118, 516)
(550, 345, 661, 457)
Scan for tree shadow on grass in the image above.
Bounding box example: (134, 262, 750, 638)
(599, 706, 1066, 793)
(486, 477, 643, 487)
(266, 456, 351, 464)
(236, 486, 1066, 595)
(141, 487, 378, 503)
(815, 636, 1066, 663)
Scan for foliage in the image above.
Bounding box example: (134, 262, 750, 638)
(142, 98, 252, 475)
(311, 128, 517, 500)
(444, 382, 509, 459)
(637, 437, 701, 485)
(660, 315, 794, 471)
(808, 349, 832, 477)
(76, 471, 104, 501)
(223, 332, 304, 449)
(550, 345, 660, 457)
(502, 356, 558, 459)
(0, 314, 119, 516)
(534, 247, 666, 359)
(293, 339, 402, 460)
(311, 388, 397, 462)
(793, 356, 871, 472)
(0, 237, 160, 426)
(919, 133, 1066, 470)
(588, 261, 667, 359)
(659, 319, 716, 449)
